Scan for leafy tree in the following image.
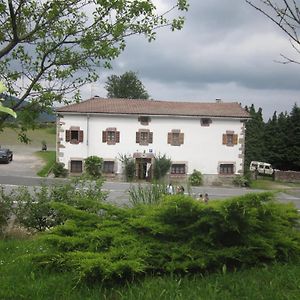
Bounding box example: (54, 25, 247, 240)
(0, 0, 188, 131)
(246, 0, 300, 64)
(105, 71, 149, 99)
(0, 82, 16, 118)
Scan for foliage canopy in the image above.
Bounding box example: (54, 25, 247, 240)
(0, 0, 188, 130)
(105, 71, 149, 99)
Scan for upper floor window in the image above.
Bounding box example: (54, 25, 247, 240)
(136, 129, 153, 145)
(138, 116, 151, 125)
(167, 129, 184, 146)
(200, 118, 212, 127)
(222, 131, 238, 146)
(102, 128, 120, 145)
(66, 127, 83, 144)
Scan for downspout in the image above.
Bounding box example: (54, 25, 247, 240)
(87, 114, 90, 157)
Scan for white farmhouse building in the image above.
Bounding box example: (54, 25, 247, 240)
(56, 97, 249, 184)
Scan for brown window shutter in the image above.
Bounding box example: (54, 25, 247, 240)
(136, 132, 140, 143)
(102, 131, 107, 143)
(179, 133, 184, 145)
(116, 131, 120, 143)
(66, 130, 71, 142)
(233, 134, 238, 145)
(167, 132, 172, 144)
(149, 132, 153, 143)
(78, 130, 84, 143)
(222, 134, 227, 145)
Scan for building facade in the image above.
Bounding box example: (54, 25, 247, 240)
(56, 97, 249, 183)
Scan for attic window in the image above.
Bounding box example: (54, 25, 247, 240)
(138, 116, 151, 125)
(200, 118, 212, 127)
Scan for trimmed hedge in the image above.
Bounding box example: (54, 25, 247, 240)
(32, 192, 300, 285)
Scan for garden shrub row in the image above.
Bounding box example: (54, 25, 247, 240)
(31, 192, 300, 285)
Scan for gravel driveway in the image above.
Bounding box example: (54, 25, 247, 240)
(0, 145, 44, 177)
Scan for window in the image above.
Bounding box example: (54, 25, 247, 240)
(66, 128, 83, 144)
(103, 161, 115, 174)
(102, 128, 120, 145)
(222, 131, 238, 146)
(200, 118, 212, 126)
(171, 164, 186, 174)
(168, 130, 184, 146)
(219, 163, 234, 175)
(136, 129, 153, 145)
(70, 160, 83, 173)
(138, 116, 151, 125)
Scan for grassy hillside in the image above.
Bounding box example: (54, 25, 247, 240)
(0, 126, 56, 148)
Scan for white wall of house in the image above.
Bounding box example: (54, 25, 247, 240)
(57, 113, 245, 177)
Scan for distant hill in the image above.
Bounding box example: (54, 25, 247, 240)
(0, 94, 56, 123)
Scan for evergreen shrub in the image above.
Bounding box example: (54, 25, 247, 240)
(33, 192, 300, 285)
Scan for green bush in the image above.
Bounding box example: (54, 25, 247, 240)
(8, 178, 108, 232)
(52, 162, 68, 178)
(188, 169, 203, 186)
(33, 192, 300, 285)
(128, 184, 167, 206)
(232, 174, 251, 187)
(119, 154, 135, 181)
(153, 154, 171, 180)
(84, 156, 103, 178)
(0, 186, 13, 236)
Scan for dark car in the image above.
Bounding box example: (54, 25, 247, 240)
(0, 148, 13, 163)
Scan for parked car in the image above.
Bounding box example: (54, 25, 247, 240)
(250, 161, 274, 175)
(0, 148, 13, 163)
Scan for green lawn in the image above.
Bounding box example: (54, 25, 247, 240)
(36, 150, 56, 177)
(0, 237, 300, 300)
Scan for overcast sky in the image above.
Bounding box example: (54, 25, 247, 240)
(82, 0, 300, 120)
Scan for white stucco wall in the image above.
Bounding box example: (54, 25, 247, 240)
(57, 113, 245, 175)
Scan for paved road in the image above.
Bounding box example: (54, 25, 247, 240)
(1, 175, 300, 209)
(0, 145, 299, 208)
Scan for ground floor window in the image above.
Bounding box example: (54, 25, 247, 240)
(103, 161, 115, 174)
(219, 163, 234, 175)
(171, 163, 186, 174)
(70, 160, 83, 173)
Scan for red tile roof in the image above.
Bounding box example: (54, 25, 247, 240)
(56, 97, 250, 118)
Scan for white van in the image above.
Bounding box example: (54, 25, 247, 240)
(250, 161, 274, 175)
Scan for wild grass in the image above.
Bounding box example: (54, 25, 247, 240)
(36, 150, 56, 177)
(0, 237, 300, 300)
